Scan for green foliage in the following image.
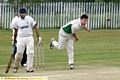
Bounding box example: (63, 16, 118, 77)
(0, 25, 3, 30)
(0, 22, 3, 30)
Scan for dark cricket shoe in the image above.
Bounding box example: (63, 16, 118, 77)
(49, 38, 55, 49)
(70, 63, 74, 69)
(26, 68, 34, 72)
(13, 67, 18, 73)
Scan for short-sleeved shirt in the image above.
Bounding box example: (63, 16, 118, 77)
(10, 16, 19, 29)
(62, 18, 84, 34)
(11, 15, 36, 37)
(10, 16, 19, 40)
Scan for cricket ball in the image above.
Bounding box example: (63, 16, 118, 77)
(107, 18, 110, 21)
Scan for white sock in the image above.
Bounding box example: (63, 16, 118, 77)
(52, 40, 58, 48)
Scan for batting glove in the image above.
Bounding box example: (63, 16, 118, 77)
(37, 37, 42, 45)
(12, 40, 14, 45)
(12, 39, 17, 46)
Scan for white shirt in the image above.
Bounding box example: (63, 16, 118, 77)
(61, 18, 84, 36)
(11, 15, 36, 37)
(10, 16, 19, 40)
(10, 16, 19, 29)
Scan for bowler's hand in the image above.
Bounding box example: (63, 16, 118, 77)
(75, 37, 78, 41)
(88, 28, 91, 32)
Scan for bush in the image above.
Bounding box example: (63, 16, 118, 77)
(0, 25, 3, 30)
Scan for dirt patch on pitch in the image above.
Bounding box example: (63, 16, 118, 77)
(1, 65, 120, 80)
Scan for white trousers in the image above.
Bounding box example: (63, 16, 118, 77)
(14, 36, 34, 70)
(52, 28, 74, 65)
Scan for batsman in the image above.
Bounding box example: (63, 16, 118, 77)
(5, 15, 28, 73)
(10, 8, 42, 73)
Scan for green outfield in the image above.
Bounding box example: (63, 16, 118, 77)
(0, 29, 120, 80)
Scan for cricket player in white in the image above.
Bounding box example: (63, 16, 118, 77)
(10, 8, 42, 73)
(10, 16, 27, 67)
(50, 14, 90, 69)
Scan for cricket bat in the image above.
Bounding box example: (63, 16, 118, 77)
(5, 45, 16, 73)
(5, 54, 13, 73)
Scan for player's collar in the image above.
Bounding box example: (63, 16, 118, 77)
(19, 16, 26, 20)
